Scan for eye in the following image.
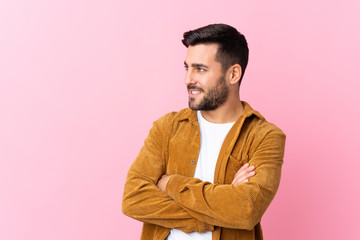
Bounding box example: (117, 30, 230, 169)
(198, 67, 206, 72)
(184, 65, 189, 71)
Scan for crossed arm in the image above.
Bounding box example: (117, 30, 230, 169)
(123, 160, 255, 233)
(122, 117, 285, 232)
(157, 163, 255, 191)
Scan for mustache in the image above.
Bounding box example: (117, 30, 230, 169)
(187, 85, 203, 91)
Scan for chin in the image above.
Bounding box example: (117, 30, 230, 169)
(188, 104, 197, 110)
(188, 99, 197, 110)
(188, 103, 200, 111)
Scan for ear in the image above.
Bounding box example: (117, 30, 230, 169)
(228, 64, 242, 86)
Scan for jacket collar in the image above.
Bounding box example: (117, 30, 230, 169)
(177, 101, 264, 123)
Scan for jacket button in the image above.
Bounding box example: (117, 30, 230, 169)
(205, 225, 209, 230)
(191, 159, 195, 164)
(196, 131, 198, 134)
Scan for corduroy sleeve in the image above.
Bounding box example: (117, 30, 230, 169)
(165, 129, 286, 230)
(122, 113, 214, 233)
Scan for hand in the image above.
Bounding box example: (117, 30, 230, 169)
(231, 163, 255, 185)
(157, 174, 173, 193)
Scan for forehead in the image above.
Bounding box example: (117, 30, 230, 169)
(185, 43, 219, 64)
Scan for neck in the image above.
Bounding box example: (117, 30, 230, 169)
(200, 97, 244, 123)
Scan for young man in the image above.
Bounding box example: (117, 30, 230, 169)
(122, 23, 286, 240)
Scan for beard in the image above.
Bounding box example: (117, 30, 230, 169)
(188, 75, 229, 111)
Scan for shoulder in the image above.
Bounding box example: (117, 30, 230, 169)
(242, 110, 286, 156)
(153, 108, 194, 129)
(253, 118, 286, 138)
(240, 105, 286, 149)
(242, 101, 286, 138)
(248, 119, 286, 157)
(155, 108, 193, 123)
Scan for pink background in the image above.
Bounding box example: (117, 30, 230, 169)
(1, 1, 359, 239)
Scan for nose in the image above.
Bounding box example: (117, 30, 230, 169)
(184, 69, 195, 86)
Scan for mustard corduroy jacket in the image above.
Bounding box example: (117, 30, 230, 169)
(122, 101, 286, 240)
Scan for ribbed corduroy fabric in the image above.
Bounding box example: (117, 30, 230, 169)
(122, 101, 286, 240)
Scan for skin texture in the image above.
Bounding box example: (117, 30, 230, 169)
(157, 43, 255, 192)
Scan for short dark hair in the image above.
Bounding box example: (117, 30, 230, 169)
(182, 23, 249, 84)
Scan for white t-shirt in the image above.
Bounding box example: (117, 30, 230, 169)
(167, 111, 235, 240)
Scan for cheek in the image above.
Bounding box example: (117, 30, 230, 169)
(199, 73, 214, 84)
(203, 75, 220, 87)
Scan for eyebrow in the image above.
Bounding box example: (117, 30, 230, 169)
(184, 61, 209, 69)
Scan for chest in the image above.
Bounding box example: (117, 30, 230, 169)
(165, 120, 255, 183)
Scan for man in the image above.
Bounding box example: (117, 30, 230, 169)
(122, 23, 286, 240)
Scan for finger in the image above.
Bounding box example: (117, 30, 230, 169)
(232, 164, 255, 184)
(232, 177, 249, 185)
(233, 164, 254, 179)
(233, 172, 255, 183)
(238, 163, 249, 171)
(236, 164, 254, 174)
(232, 170, 256, 185)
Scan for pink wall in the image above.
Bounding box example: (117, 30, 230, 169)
(1, 1, 359, 239)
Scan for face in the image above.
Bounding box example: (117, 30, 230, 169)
(184, 44, 229, 111)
